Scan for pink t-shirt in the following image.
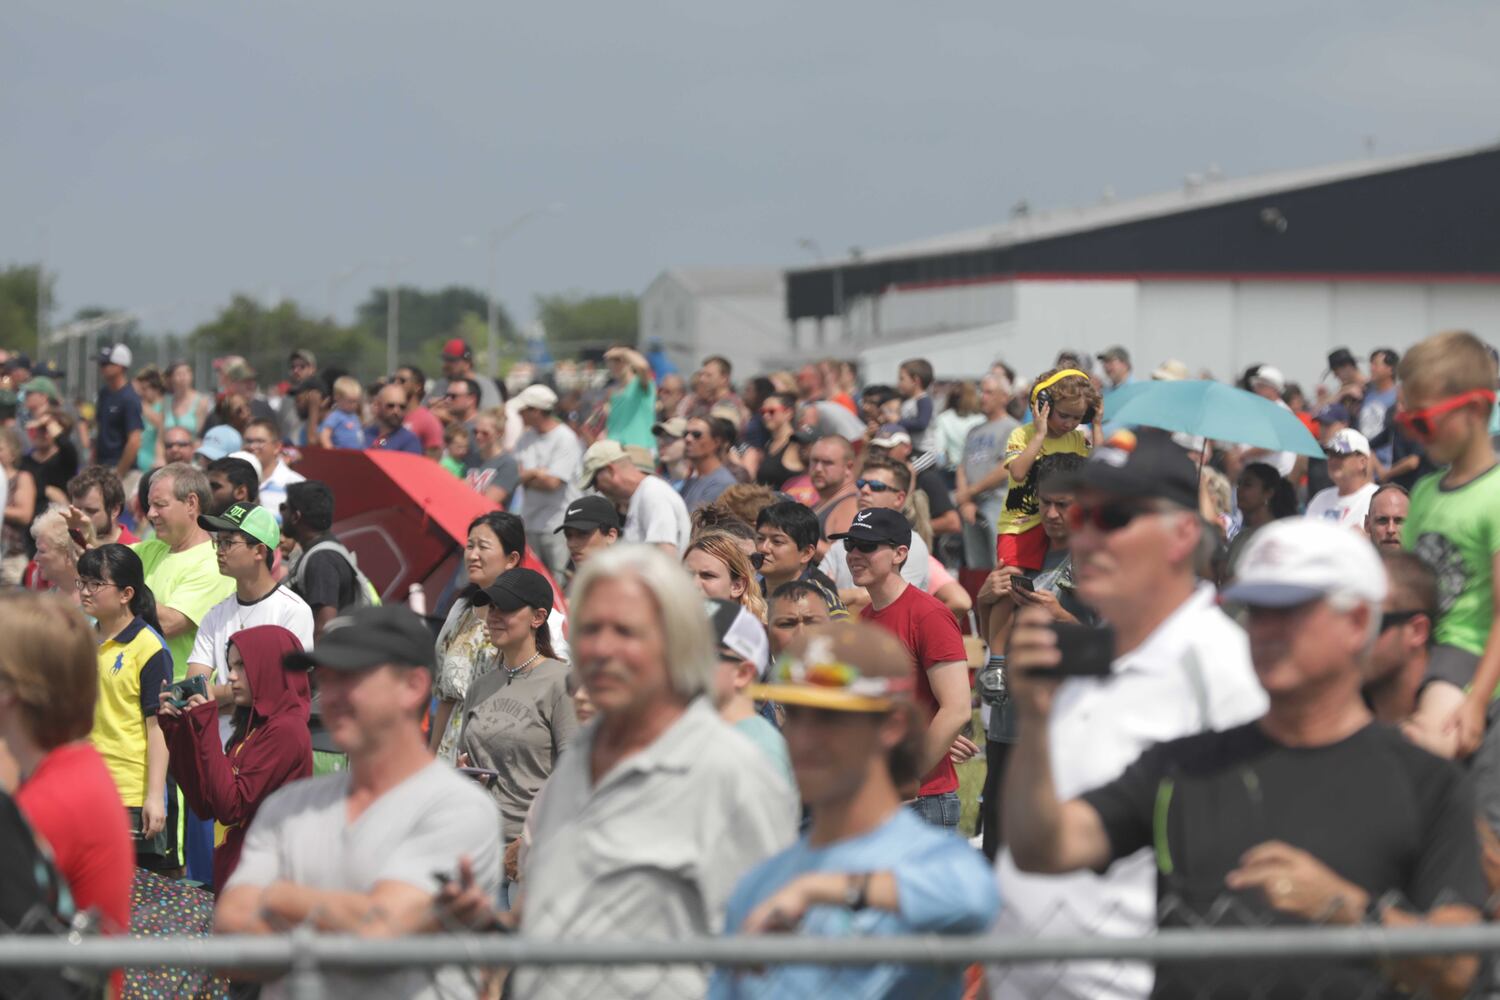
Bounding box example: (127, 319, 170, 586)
(403, 406, 445, 454)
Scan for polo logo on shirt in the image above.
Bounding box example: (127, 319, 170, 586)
(111, 653, 125, 675)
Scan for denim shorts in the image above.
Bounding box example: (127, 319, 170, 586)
(909, 790, 961, 830)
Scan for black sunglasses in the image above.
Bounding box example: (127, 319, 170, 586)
(1067, 500, 1159, 534)
(845, 539, 890, 554)
(1379, 609, 1424, 632)
(855, 478, 896, 493)
(684, 430, 705, 439)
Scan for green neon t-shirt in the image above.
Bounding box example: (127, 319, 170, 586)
(1404, 464, 1500, 658)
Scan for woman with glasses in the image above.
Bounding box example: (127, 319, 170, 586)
(753, 392, 806, 491)
(77, 543, 179, 874)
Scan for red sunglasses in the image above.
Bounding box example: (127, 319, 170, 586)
(1393, 389, 1496, 442)
(1066, 500, 1158, 535)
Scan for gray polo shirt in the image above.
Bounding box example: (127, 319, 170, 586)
(514, 697, 798, 1000)
(227, 762, 503, 1000)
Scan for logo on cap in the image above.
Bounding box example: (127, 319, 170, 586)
(227, 504, 249, 520)
(855, 511, 872, 523)
(567, 506, 582, 517)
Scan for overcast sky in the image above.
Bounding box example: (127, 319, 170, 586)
(3, 1, 1497, 336)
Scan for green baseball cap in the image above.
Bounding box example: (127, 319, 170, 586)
(199, 502, 280, 550)
(20, 377, 60, 401)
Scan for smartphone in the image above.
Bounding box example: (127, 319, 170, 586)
(1024, 623, 1114, 679)
(458, 766, 501, 788)
(1010, 575, 1035, 595)
(168, 675, 208, 709)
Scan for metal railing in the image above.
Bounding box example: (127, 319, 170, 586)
(3, 923, 1498, 999)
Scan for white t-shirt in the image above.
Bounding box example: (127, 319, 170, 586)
(990, 585, 1268, 1000)
(1304, 481, 1378, 530)
(188, 585, 315, 745)
(259, 460, 306, 524)
(623, 475, 692, 554)
(515, 423, 583, 533)
(227, 763, 502, 1000)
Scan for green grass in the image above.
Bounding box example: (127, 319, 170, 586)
(957, 709, 986, 837)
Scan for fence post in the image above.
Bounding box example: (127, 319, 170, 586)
(285, 924, 323, 1000)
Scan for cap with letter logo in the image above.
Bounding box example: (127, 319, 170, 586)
(198, 502, 280, 549)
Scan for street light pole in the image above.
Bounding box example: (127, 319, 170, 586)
(386, 265, 399, 375)
(478, 204, 564, 380)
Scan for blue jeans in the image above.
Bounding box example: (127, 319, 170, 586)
(909, 791, 961, 830)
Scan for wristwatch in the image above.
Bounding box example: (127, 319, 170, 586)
(844, 873, 870, 912)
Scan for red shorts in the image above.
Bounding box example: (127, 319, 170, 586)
(997, 524, 1047, 571)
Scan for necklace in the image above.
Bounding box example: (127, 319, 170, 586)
(503, 651, 542, 681)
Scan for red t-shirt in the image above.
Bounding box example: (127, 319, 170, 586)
(403, 406, 445, 454)
(115, 523, 139, 545)
(15, 742, 133, 935)
(861, 584, 968, 796)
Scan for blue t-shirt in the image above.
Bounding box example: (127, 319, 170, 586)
(733, 715, 792, 788)
(319, 410, 364, 449)
(710, 809, 1000, 1000)
(363, 423, 424, 454)
(679, 465, 738, 512)
(94, 382, 144, 467)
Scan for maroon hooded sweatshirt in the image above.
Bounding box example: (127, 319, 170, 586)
(160, 624, 312, 891)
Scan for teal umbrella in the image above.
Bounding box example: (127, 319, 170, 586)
(1105, 380, 1323, 458)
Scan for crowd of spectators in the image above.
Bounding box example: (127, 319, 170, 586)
(0, 329, 1496, 999)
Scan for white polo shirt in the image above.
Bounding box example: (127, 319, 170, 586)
(990, 584, 1268, 1000)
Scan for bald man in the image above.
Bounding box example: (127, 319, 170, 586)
(364, 383, 425, 454)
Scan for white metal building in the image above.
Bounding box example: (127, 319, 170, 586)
(637, 268, 789, 377)
(787, 143, 1500, 389)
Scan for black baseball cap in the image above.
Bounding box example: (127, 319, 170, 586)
(473, 568, 553, 613)
(1327, 347, 1358, 371)
(829, 508, 912, 548)
(285, 605, 436, 673)
(291, 375, 330, 397)
(554, 495, 622, 534)
(1059, 429, 1199, 510)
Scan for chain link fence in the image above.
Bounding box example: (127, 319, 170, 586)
(3, 898, 1499, 1000)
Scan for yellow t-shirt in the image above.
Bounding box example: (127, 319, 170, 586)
(997, 424, 1091, 535)
(91, 617, 174, 808)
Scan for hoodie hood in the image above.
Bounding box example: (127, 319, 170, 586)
(228, 624, 311, 724)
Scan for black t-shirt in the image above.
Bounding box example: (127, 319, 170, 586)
(915, 465, 955, 521)
(1083, 722, 1485, 1000)
(293, 535, 360, 613)
(21, 438, 79, 516)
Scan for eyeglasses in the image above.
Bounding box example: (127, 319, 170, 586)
(855, 478, 896, 493)
(845, 539, 890, 554)
(1394, 390, 1495, 442)
(243, 438, 273, 447)
(212, 534, 247, 551)
(75, 579, 117, 595)
(1066, 500, 1160, 534)
(1379, 609, 1424, 632)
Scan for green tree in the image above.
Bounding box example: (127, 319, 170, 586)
(536, 292, 637, 357)
(355, 285, 514, 360)
(190, 295, 378, 383)
(0, 265, 53, 356)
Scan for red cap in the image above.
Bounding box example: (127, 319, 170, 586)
(441, 338, 470, 360)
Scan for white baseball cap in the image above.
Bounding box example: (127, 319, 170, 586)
(1221, 518, 1387, 608)
(512, 383, 558, 412)
(1323, 427, 1371, 457)
(97, 344, 132, 368)
(226, 450, 263, 482)
(1249, 365, 1285, 393)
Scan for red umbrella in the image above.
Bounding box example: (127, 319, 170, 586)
(290, 447, 564, 611)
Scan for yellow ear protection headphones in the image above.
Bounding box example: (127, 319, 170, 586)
(1030, 369, 1097, 424)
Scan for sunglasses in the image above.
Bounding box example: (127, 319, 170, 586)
(855, 478, 896, 493)
(684, 429, 705, 439)
(1379, 609, 1424, 633)
(845, 539, 890, 554)
(1066, 500, 1159, 534)
(760, 408, 784, 418)
(1394, 389, 1495, 441)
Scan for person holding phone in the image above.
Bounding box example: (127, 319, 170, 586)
(987, 430, 1267, 1000)
(158, 624, 311, 891)
(77, 543, 178, 873)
